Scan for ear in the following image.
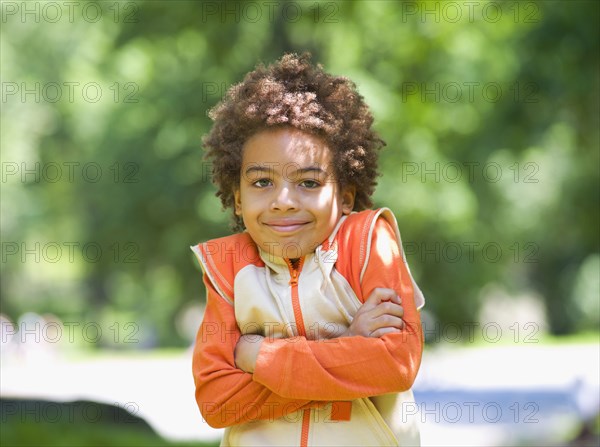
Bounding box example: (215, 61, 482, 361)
(341, 185, 356, 215)
(233, 188, 242, 216)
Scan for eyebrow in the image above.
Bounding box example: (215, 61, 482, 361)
(244, 165, 327, 176)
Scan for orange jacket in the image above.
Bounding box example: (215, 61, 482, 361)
(191, 208, 425, 446)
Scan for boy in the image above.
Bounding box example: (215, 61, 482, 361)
(191, 53, 425, 446)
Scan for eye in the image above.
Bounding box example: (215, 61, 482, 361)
(252, 178, 272, 188)
(300, 179, 321, 189)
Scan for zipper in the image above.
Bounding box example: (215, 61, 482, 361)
(285, 257, 310, 447)
(286, 257, 307, 337)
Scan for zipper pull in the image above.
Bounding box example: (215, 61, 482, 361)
(289, 268, 299, 286)
(286, 257, 303, 286)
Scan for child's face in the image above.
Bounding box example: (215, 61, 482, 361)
(234, 127, 355, 259)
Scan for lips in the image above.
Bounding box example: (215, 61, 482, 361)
(263, 219, 309, 233)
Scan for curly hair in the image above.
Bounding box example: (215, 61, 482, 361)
(202, 52, 386, 231)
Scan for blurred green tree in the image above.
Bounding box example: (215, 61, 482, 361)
(1, 0, 598, 346)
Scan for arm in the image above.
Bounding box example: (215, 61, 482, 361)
(235, 287, 405, 371)
(192, 274, 322, 428)
(251, 217, 424, 401)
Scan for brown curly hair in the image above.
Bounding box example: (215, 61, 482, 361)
(202, 52, 386, 231)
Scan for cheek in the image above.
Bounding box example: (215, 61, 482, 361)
(237, 191, 262, 219)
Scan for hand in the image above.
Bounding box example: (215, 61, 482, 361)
(343, 288, 405, 338)
(234, 334, 265, 373)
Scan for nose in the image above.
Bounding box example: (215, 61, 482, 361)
(271, 184, 298, 211)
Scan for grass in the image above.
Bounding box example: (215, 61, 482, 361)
(0, 399, 220, 447)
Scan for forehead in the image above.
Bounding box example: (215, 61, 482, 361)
(241, 127, 333, 167)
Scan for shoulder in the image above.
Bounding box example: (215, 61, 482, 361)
(190, 232, 263, 302)
(335, 207, 400, 263)
(334, 208, 426, 310)
(333, 208, 400, 297)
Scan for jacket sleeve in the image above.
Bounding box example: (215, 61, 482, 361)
(192, 273, 323, 428)
(252, 216, 424, 400)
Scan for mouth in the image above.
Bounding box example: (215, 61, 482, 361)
(263, 219, 310, 233)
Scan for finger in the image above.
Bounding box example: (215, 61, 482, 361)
(366, 287, 398, 305)
(371, 302, 405, 319)
(372, 314, 405, 331)
(370, 326, 401, 338)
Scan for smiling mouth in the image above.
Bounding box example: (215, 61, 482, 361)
(263, 221, 309, 233)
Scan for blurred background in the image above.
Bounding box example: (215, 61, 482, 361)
(1, 1, 598, 446)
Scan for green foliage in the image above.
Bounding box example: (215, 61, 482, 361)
(1, 1, 598, 346)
